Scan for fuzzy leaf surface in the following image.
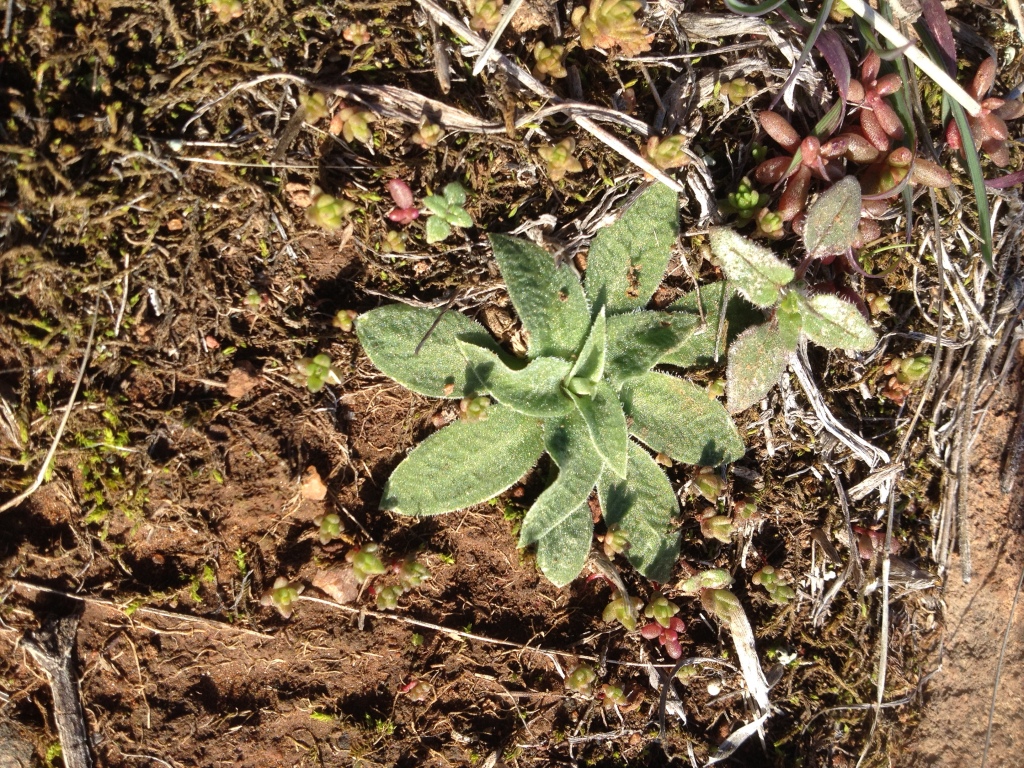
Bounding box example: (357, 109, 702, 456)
(570, 380, 629, 478)
(535, 501, 593, 587)
(519, 411, 603, 547)
(584, 185, 679, 315)
(798, 294, 876, 351)
(726, 322, 796, 413)
(620, 372, 745, 465)
(489, 234, 590, 359)
(803, 176, 862, 258)
(709, 228, 795, 308)
(604, 311, 699, 386)
(357, 304, 502, 398)
(457, 341, 573, 417)
(598, 441, 680, 583)
(380, 404, 544, 515)
(568, 307, 606, 384)
(662, 283, 762, 369)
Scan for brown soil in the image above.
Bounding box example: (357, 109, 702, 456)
(904, 381, 1024, 767)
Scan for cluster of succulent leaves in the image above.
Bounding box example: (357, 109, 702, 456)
(712, 178, 877, 413)
(357, 185, 745, 586)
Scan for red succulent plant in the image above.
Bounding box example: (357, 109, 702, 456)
(946, 57, 1024, 167)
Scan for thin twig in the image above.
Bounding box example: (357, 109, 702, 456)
(297, 594, 688, 670)
(9, 580, 272, 639)
(0, 299, 99, 515)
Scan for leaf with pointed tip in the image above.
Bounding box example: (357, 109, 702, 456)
(709, 228, 795, 308)
(797, 293, 876, 351)
(620, 371, 745, 465)
(535, 501, 593, 587)
(725, 322, 797, 413)
(803, 176, 862, 259)
(380, 404, 544, 515)
(489, 234, 590, 359)
(357, 304, 504, 398)
(570, 380, 629, 478)
(584, 184, 679, 314)
(457, 341, 574, 417)
(599, 442, 680, 583)
(568, 307, 606, 384)
(662, 283, 763, 369)
(519, 411, 602, 547)
(604, 311, 699, 386)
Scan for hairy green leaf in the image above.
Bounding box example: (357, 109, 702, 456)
(380, 404, 544, 515)
(725, 322, 796, 413)
(798, 293, 876, 351)
(620, 372, 745, 465)
(570, 380, 629, 478)
(357, 304, 503, 398)
(457, 342, 573, 417)
(425, 215, 451, 244)
(709, 228, 795, 308)
(599, 442, 680, 583)
(489, 234, 590, 359)
(662, 283, 762, 369)
(519, 411, 602, 546)
(803, 176, 862, 258)
(584, 184, 679, 314)
(535, 501, 593, 587)
(568, 307, 607, 385)
(604, 311, 699, 386)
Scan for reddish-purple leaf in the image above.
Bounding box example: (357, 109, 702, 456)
(973, 58, 997, 99)
(860, 109, 891, 152)
(759, 111, 800, 153)
(387, 179, 415, 209)
(754, 156, 792, 185)
(873, 99, 905, 139)
(816, 29, 851, 105)
(985, 169, 1024, 189)
(919, 0, 957, 74)
(778, 166, 811, 221)
(910, 158, 953, 188)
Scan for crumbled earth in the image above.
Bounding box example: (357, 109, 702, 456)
(1, 0, 1023, 767)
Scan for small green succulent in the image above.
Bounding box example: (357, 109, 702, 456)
(423, 182, 474, 244)
(296, 353, 342, 393)
(356, 185, 745, 586)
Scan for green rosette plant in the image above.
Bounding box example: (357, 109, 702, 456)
(356, 185, 745, 586)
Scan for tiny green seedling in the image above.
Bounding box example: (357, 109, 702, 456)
(565, 663, 597, 695)
(423, 182, 474, 244)
(357, 185, 745, 586)
(572, 0, 652, 56)
(330, 105, 375, 145)
(641, 593, 684, 658)
(261, 576, 304, 619)
(644, 135, 690, 171)
(314, 513, 343, 545)
(296, 354, 342, 393)
(602, 594, 643, 631)
(348, 543, 387, 582)
(699, 510, 734, 543)
(333, 310, 358, 332)
(752, 566, 795, 604)
(538, 138, 584, 182)
(307, 187, 356, 231)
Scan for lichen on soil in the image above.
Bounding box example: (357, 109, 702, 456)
(2, 0, 1024, 766)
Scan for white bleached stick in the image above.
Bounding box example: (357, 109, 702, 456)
(471, 0, 526, 76)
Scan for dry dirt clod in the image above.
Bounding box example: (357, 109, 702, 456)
(300, 466, 329, 501)
(225, 361, 260, 398)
